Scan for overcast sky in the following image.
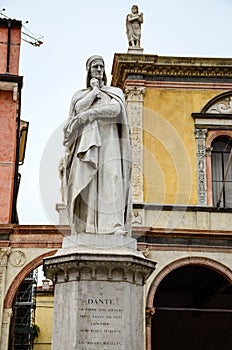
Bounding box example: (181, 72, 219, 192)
(3, 0, 232, 225)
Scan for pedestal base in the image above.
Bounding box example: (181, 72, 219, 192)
(44, 238, 156, 350)
(127, 46, 144, 54)
(62, 232, 137, 250)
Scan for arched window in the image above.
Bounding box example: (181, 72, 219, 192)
(192, 91, 232, 206)
(211, 136, 232, 208)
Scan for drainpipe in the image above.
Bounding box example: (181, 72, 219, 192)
(6, 19, 11, 73)
(11, 80, 22, 223)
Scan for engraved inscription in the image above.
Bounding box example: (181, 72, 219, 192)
(77, 296, 124, 349)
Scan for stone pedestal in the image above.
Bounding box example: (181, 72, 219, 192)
(127, 46, 144, 54)
(43, 235, 156, 350)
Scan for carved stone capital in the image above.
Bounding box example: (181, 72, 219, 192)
(146, 307, 156, 326)
(195, 128, 208, 139)
(125, 86, 146, 102)
(0, 248, 11, 267)
(2, 308, 13, 323)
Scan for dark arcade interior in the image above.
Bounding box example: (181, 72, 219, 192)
(152, 265, 232, 350)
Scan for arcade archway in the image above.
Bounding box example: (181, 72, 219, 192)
(150, 263, 232, 350)
(4, 251, 56, 350)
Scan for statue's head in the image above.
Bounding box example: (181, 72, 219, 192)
(86, 55, 107, 87)
(131, 5, 138, 13)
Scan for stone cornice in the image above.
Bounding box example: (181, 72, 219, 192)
(111, 53, 232, 89)
(0, 224, 69, 248)
(133, 226, 232, 238)
(44, 249, 156, 285)
(1, 224, 232, 248)
(0, 74, 23, 87)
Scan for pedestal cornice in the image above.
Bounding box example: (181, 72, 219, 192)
(44, 247, 156, 286)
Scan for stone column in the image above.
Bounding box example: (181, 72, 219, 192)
(206, 146, 213, 206)
(125, 86, 146, 203)
(0, 309, 13, 350)
(0, 248, 11, 344)
(195, 128, 208, 205)
(44, 236, 156, 350)
(145, 307, 155, 350)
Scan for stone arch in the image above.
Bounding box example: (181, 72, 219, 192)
(4, 250, 57, 308)
(145, 256, 232, 350)
(147, 256, 232, 308)
(201, 90, 232, 113)
(206, 130, 232, 148)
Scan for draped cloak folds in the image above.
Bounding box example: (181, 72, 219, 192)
(63, 85, 132, 235)
(126, 13, 142, 44)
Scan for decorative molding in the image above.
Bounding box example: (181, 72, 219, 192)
(206, 130, 232, 147)
(125, 86, 145, 203)
(111, 54, 232, 89)
(195, 128, 208, 205)
(5, 225, 66, 248)
(9, 250, 25, 267)
(132, 208, 143, 225)
(0, 249, 11, 343)
(146, 307, 155, 327)
(206, 95, 232, 114)
(0, 248, 11, 267)
(4, 250, 57, 308)
(2, 308, 13, 323)
(0, 270, 4, 313)
(125, 86, 145, 102)
(143, 81, 232, 91)
(44, 251, 156, 286)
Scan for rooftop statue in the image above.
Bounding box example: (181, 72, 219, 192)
(126, 5, 143, 47)
(62, 55, 132, 236)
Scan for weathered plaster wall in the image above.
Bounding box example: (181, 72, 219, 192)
(143, 88, 224, 204)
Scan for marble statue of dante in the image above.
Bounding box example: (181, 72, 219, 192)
(126, 5, 143, 47)
(62, 55, 132, 235)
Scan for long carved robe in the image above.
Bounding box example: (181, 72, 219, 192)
(63, 85, 132, 235)
(126, 13, 143, 45)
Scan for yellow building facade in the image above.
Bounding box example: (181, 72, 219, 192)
(143, 87, 219, 204)
(33, 285, 53, 350)
(112, 54, 232, 207)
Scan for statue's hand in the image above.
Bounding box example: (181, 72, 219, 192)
(79, 110, 97, 124)
(90, 78, 100, 89)
(79, 110, 95, 124)
(89, 114, 97, 123)
(78, 111, 89, 124)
